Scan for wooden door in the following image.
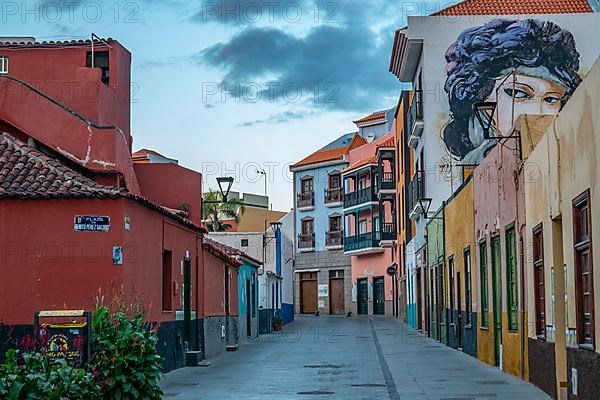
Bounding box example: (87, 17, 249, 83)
(329, 271, 345, 315)
(491, 236, 503, 367)
(373, 277, 385, 315)
(357, 278, 368, 315)
(300, 272, 317, 314)
(416, 270, 423, 330)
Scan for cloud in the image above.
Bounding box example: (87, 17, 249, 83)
(238, 110, 313, 126)
(194, 1, 404, 112)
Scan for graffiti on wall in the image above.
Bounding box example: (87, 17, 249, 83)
(441, 19, 583, 163)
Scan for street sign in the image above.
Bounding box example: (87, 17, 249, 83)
(386, 264, 398, 276)
(74, 216, 110, 232)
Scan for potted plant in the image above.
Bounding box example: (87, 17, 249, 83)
(273, 312, 283, 331)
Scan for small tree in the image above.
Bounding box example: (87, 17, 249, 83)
(202, 189, 245, 232)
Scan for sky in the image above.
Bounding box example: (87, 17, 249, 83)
(3, 0, 459, 210)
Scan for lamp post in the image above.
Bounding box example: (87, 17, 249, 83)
(473, 101, 498, 140)
(270, 222, 282, 277)
(216, 176, 234, 202)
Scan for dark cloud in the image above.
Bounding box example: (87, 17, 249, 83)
(195, 1, 403, 112)
(238, 110, 313, 126)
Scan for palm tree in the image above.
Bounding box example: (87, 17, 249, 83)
(202, 189, 245, 232)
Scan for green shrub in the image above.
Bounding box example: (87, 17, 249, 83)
(0, 348, 100, 400)
(89, 306, 163, 400)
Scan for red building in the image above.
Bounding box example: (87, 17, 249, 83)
(0, 37, 234, 371)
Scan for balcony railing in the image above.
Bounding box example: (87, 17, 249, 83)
(343, 187, 375, 208)
(381, 223, 397, 241)
(297, 191, 314, 208)
(408, 171, 426, 217)
(407, 90, 424, 146)
(298, 233, 315, 249)
(326, 230, 343, 247)
(324, 187, 342, 204)
(380, 171, 395, 191)
(344, 231, 381, 252)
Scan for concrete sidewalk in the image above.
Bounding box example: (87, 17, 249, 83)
(161, 315, 550, 399)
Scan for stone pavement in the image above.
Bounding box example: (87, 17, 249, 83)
(161, 315, 550, 400)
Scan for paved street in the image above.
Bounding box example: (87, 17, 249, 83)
(161, 316, 550, 400)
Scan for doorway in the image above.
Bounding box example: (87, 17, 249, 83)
(491, 235, 503, 367)
(246, 279, 252, 337)
(329, 270, 345, 315)
(457, 271, 463, 350)
(373, 277, 385, 315)
(357, 278, 368, 315)
(300, 272, 318, 314)
(416, 270, 423, 330)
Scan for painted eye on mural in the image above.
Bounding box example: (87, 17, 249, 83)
(503, 88, 531, 99)
(543, 95, 562, 104)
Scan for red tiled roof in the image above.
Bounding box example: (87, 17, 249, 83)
(205, 236, 262, 266)
(0, 133, 206, 232)
(347, 134, 367, 151)
(291, 133, 367, 169)
(377, 136, 395, 149)
(203, 237, 245, 267)
(434, 0, 592, 16)
(353, 111, 386, 125)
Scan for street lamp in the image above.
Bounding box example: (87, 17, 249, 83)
(269, 221, 282, 235)
(256, 169, 267, 196)
(473, 101, 497, 140)
(216, 176, 234, 203)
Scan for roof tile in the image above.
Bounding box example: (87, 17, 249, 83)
(434, 0, 592, 15)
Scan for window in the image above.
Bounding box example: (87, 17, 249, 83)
(449, 256, 455, 324)
(358, 176, 368, 190)
(506, 226, 518, 331)
(329, 270, 344, 278)
(358, 219, 367, 235)
(480, 241, 489, 328)
(373, 216, 380, 232)
(573, 190, 594, 347)
(85, 51, 109, 85)
(241, 239, 249, 247)
(329, 174, 341, 189)
(329, 215, 341, 232)
(533, 224, 546, 339)
(162, 250, 173, 311)
(301, 218, 314, 235)
(464, 247, 472, 325)
(300, 177, 313, 193)
(0, 56, 8, 74)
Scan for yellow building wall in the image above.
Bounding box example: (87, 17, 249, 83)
(236, 207, 287, 232)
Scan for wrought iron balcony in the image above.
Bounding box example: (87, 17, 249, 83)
(343, 187, 375, 208)
(298, 233, 315, 249)
(407, 90, 424, 147)
(297, 191, 314, 209)
(381, 222, 397, 241)
(408, 170, 426, 220)
(380, 171, 395, 191)
(325, 230, 343, 247)
(324, 187, 342, 205)
(344, 231, 381, 252)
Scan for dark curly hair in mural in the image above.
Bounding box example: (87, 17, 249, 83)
(443, 19, 582, 159)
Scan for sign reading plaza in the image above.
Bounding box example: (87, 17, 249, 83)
(74, 216, 110, 232)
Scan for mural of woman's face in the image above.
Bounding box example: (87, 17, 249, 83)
(485, 73, 567, 137)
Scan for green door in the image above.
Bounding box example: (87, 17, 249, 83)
(491, 236, 502, 367)
(357, 279, 368, 315)
(373, 277, 385, 315)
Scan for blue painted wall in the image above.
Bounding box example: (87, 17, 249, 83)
(237, 262, 259, 318)
(294, 162, 346, 251)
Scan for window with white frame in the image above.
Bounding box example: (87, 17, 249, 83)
(0, 57, 8, 74)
